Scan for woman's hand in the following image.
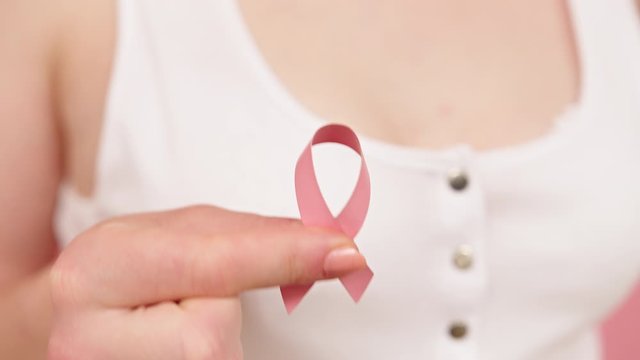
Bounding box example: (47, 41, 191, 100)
(48, 205, 366, 359)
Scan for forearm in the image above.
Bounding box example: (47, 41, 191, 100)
(0, 265, 53, 359)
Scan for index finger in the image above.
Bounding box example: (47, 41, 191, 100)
(53, 206, 366, 308)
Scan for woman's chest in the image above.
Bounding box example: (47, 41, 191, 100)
(236, 0, 580, 149)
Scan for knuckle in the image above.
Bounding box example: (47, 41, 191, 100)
(284, 241, 307, 284)
(173, 205, 227, 232)
(266, 216, 303, 230)
(50, 252, 86, 307)
(168, 240, 207, 294)
(198, 242, 236, 296)
(51, 222, 113, 307)
(90, 216, 133, 237)
(170, 234, 234, 297)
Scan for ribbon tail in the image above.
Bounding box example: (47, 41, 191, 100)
(280, 283, 314, 314)
(339, 266, 374, 302)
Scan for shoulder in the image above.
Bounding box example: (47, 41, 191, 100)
(1, 0, 116, 119)
(0, 0, 114, 55)
(2, 0, 116, 195)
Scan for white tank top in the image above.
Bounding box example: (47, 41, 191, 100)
(55, 0, 640, 359)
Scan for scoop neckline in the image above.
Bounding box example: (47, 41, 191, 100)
(223, 0, 588, 171)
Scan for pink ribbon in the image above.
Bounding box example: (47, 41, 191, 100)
(281, 124, 374, 314)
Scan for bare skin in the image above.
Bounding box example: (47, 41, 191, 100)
(48, 207, 365, 359)
(1, 0, 611, 357)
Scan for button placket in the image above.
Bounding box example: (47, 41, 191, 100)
(434, 152, 488, 359)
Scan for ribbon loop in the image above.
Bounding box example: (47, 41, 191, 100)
(281, 124, 373, 314)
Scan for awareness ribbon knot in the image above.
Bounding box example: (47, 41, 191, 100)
(280, 124, 374, 314)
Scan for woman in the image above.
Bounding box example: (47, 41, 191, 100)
(1, 0, 638, 358)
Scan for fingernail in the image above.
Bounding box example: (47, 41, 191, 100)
(323, 248, 367, 277)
